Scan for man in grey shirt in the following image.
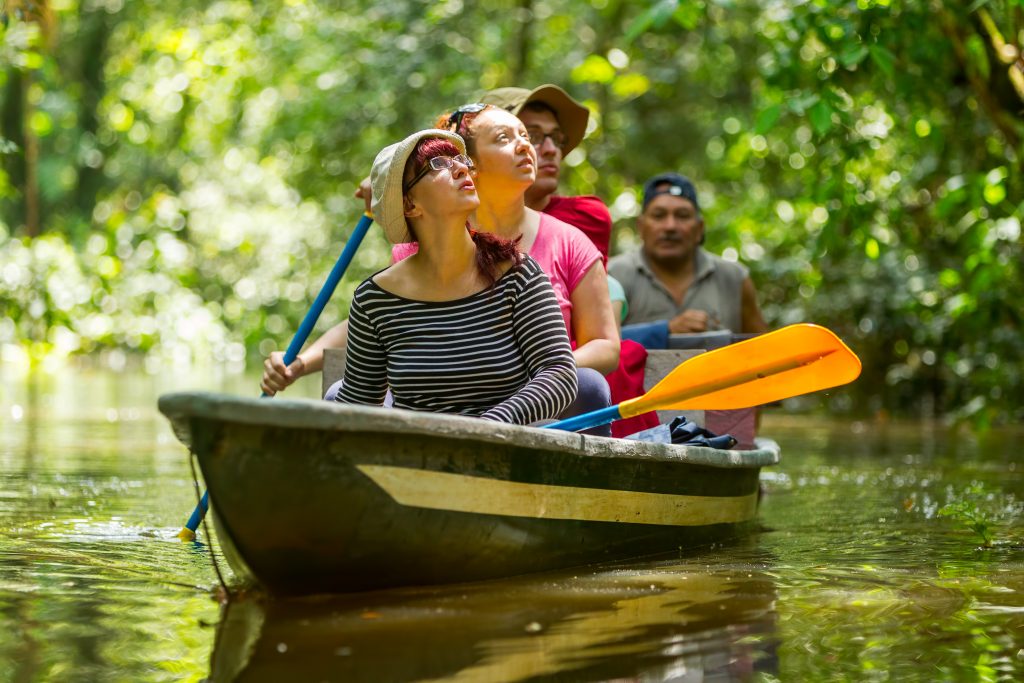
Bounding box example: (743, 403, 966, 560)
(608, 173, 768, 347)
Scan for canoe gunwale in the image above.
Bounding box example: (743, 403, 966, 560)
(158, 391, 779, 469)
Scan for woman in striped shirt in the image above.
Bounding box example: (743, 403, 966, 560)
(333, 129, 578, 425)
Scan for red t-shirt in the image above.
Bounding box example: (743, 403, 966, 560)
(543, 195, 611, 265)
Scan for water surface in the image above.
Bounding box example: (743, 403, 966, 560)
(1, 368, 1021, 681)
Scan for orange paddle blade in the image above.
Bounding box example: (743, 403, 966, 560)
(620, 323, 861, 417)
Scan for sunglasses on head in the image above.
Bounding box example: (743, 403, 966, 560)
(403, 154, 476, 193)
(446, 103, 488, 132)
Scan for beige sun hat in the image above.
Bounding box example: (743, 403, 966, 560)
(479, 84, 590, 154)
(370, 129, 467, 244)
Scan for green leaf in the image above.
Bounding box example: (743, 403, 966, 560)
(865, 238, 880, 260)
(650, 0, 681, 28)
(29, 110, 53, 137)
(838, 43, 868, 68)
(983, 183, 1006, 205)
(611, 73, 652, 100)
(788, 92, 819, 115)
(624, 10, 656, 43)
(673, 2, 704, 30)
(754, 104, 783, 134)
(625, 0, 680, 43)
(23, 51, 45, 70)
(965, 35, 991, 80)
(868, 46, 895, 78)
(571, 55, 617, 85)
(939, 269, 962, 289)
(808, 100, 833, 135)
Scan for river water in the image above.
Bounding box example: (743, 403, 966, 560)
(1, 367, 1022, 681)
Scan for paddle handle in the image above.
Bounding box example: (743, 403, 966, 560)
(180, 213, 374, 540)
(541, 405, 622, 433)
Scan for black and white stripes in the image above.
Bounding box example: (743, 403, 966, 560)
(335, 256, 578, 425)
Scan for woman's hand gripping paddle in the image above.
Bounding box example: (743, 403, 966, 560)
(177, 212, 374, 541)
(543, 323, 861, 434)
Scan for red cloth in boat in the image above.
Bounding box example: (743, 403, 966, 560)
(569, 338, 657, 437)
(603, 339, 660, 438)
(567, 338, 658, 437)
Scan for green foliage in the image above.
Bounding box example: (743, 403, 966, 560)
(0, 0, 1021, 425)
(602, 0, 1024, 425)
(938, 482, 1022, 548)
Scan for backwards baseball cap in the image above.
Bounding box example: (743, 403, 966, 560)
(370, 128, 467, 244)
(479, 84, 589, 154)
(641, 172, 700, 212)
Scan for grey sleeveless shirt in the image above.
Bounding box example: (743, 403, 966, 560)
(608, 247, 748, 332)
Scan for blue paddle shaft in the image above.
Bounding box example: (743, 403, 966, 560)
(185, 214, 373, 534)
(281, 213, 373, 367)
(257, 213, 373, 398)
(184, 491, 209, 532)
(541, 405, 623, 432)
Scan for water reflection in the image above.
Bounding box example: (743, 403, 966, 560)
(3, 368, 1024, 681)
(209, 556, 780, 682)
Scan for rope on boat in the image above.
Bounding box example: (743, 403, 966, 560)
(188, 451, 231, 599)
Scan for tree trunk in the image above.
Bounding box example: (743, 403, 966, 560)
(72, 7, 113, 222)
(939, 6, 1021, 148)
(590, 0, 627, 204)
(510, 0, 533, 84)
(23, 70, 40, 237)
(1, 68, 27, 230)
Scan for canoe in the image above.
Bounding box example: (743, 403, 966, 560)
(159, 389, 779, 596)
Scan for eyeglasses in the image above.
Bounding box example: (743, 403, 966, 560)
(446, 103, 488, 133)
(403, 154, 476, 193)
(526, 127, 568, 150)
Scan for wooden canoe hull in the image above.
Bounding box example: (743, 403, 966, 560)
(160, 392, 779, 596)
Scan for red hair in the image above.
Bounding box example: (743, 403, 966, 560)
(470, 229, 522, 284)
(405, 138, 462, 181)
(405, 136, 521, 284)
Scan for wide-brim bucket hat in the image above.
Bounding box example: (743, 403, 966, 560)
(480, 84, 589, 154)
(370, 129, 467, 244)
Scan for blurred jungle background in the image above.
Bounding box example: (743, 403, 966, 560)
(1, 0, 1021, 426)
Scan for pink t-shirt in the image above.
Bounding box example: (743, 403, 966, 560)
(390, 214, 601, 338)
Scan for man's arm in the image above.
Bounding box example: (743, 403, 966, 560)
(740, 277, 768, 334)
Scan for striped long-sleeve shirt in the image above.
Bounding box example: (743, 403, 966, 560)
(335, 255, 578, 425)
